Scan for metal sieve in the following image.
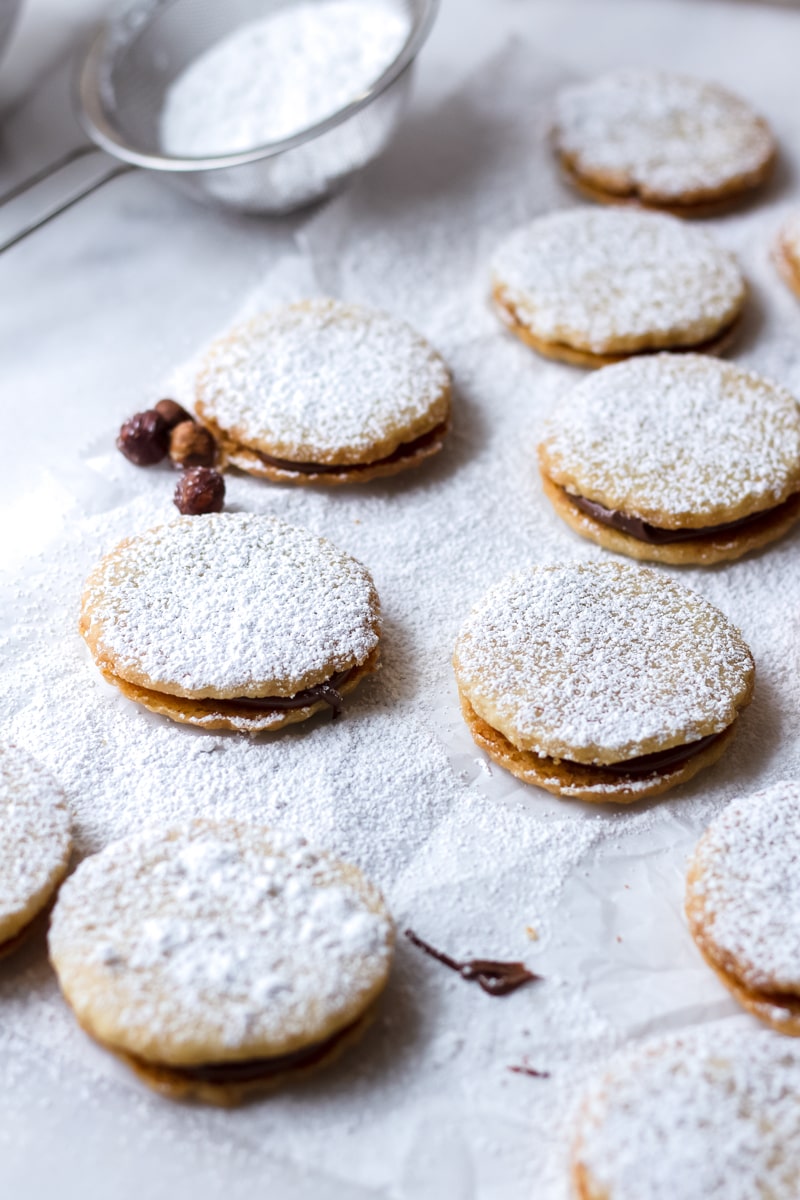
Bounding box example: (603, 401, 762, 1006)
(0, 0, 438, 251)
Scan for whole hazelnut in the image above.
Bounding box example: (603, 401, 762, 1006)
(117, 410, 169, 466)
(169, 420, 217, 468)
(174, 467, 225, 515)
(154, 398, 193, 430)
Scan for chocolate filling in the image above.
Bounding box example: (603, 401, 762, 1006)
(209, 669, 353, 720)
(566, 489, 792, 545)
(133, 1018, 361, 1086)
(587, 730, 723, 777)
(248, 422, 448, 477)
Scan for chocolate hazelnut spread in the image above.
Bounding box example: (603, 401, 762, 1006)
(404, 928, 540, 995)
(250, 422, 449, 477)
(588, 730, 723, 776)
(130, 1019, 361, 1085)
(566, 488, 790, 545)
(210, 669, 353, 719)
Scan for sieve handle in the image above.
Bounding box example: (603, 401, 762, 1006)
(0, 148, 135, 254)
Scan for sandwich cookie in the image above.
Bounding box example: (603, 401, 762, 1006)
(686, 782, 800, 1035)
(195, 299, 452, 484)
(774, 211, 800, 301)
(553, 70, 776, 217)
(80, 512, 381, 732)
(48, 821, 394, 1105)
(452, 562, 754, 803)
(0, 747, 72, 958)
(538, 354, 800, 565)
(490, 208, 745, 367)
(571, 1027, 800, 1200)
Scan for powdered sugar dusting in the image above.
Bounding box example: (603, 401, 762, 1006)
(454, 563, 753, 761)
(81, 512, 379, 695)
(196, 300, 450, 461)
(575, 1025, 800, 1200)
(491, 208, 744, 353)
(0, 748, 72, 934)
(687, 782, 800, 992)
(159, 1, 409, 156)
(49, 822, 392, 1056)
(554, 70, 774, 201)
(540, 355, 800, 522)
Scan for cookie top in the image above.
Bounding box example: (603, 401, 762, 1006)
(539, 355, 800, 528)
(49, 821, 394, 1066)
(0, 747, 72, 944)
(572, 1027, 800, 1200)
(80, 513, 381, 700)
(686, 782, 800, 995)
(195, 299, 451, 465)
(452, 562, 754, 765)
(490, 209, 745, 355)
(553, 70, 775, 207)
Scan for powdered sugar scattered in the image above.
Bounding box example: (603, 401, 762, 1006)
(49, 822, 392, 1056)
(196, 300, 450, 461)
(0, 748, 72, 934)
(454, 563, 753, 762)
(554, 70, 774, 202)
(574, 1024, 800, 1200)
(81, 512, 379, 695)
(159, 1, 409, 156)
(687, 782, 800, 992)
(540, 354, 800, 522)
(491, 208, 744, 353)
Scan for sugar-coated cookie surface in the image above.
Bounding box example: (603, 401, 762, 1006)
(571, 1026, 800, 1200)
(686, 782, 800, 1034)
(453, 562, 753, 767)
(491, 208, 744, 362)
(0, 747, 72, 953)
(80, 513, 381, 730)
(195, 299, 451, 481)
(49, 821, 394, 1103)
(553, 70, 775, 213)
(538, 354, 800, 563)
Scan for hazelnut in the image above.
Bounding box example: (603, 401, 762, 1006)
(154, 398, 193, 430)
(117, 410, 169, 466)
(174, 467, 225, 515)
(169, 420, 217, 468)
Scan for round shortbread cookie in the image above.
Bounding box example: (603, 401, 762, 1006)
(775, 211, 800, 301)
(0, 747, 72, 956)
(686, 782, 800, 1035)
(452, 562, 754, 802)
(79, 512, 381, 732)
(538, 354, 800, 565)
(49, 821, 395, 1105)
(571, 1026, 800, 1200)
(490, 208, 745, 366)
(195, 299, 452, 484)
(553, 70, 776, 215)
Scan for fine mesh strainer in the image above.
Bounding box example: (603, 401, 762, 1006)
(0, 0, 438, 251)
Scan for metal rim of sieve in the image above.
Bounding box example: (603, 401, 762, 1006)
(76, 0, 441, 174)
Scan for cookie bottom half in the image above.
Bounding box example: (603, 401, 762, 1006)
(492, 286, 741, 368)
(775, 237, 800, 303)
(557, 150, 775, 219)
(213, 420, 450, 486)
(89, 1009, 375, 1107)
(459, 695, 737, 803)
(101, 647, 380, 732)
(693, 942, 800, 1038)
(541, 474, 800, 565)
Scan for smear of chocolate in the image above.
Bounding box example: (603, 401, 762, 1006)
(404, 929, 540, 996)
(567, 489, 787, 545)
(594, 730, 723, 777)
(508, 1063, 551, 1079)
